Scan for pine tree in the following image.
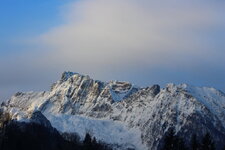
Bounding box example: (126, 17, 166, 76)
(82, 133, 111, 150)
(191, 134, 199, 150)
(200, 133, 215, 150)
(222, 145, 225, 150)
(91, 137, 99, 150)
(176, 137, 187, 150)
(83, 133, 92, 150)
(162, 128, 176, 150)
(161, 128, 187, 150)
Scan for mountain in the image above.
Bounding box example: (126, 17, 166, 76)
(1, 71, 225, 150)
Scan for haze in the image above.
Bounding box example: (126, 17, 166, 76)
(0, 0, 225, 101)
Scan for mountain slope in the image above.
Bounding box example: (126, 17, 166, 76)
(2, 71, 225, 150)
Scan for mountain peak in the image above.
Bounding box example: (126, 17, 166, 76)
(61, 71, 77, 81)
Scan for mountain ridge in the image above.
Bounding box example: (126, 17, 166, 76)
(1, 71, 225, 150)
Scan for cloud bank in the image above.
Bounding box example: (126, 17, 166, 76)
(1, 0, 225, 101)
(38, 0, 225, 69)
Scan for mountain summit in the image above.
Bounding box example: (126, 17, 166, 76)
(1, 71, 225, 150)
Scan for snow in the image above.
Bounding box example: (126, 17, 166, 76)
(3, 72, 225, 150)
(109, 87, 129, 101)
(7, 105, 146, 150)
(109, 81, 138, 101)
(183, 84, 225, 128)
(44, 113, 146, 150)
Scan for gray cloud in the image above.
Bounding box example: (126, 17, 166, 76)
(1, 0, 225, 101)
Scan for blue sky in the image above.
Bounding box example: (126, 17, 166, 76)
(0, 0, 72, 55)
(0, 0, 225, 101)
(0, 0, 73, 100)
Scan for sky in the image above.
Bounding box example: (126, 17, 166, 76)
(0, 0, 225, 101)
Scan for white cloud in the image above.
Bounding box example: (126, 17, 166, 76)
(37, 0, 225, 72)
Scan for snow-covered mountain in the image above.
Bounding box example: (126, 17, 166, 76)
(1, 71, 225, 150)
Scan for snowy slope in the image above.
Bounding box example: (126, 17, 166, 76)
(2, 72, 225, 150)
(45, 113, 146, 150)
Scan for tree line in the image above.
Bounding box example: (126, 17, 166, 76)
(0, 111, 111, 150)
(1, 110, 225, 150)
(161, 128, 225, 150)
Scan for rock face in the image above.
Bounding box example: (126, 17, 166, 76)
(29, 110, 52, 128)
(2, 71, 225, 150)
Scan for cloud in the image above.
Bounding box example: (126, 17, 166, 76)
(37, 0, 225, 71)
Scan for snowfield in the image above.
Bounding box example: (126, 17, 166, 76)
(45, 113, 146, 150)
